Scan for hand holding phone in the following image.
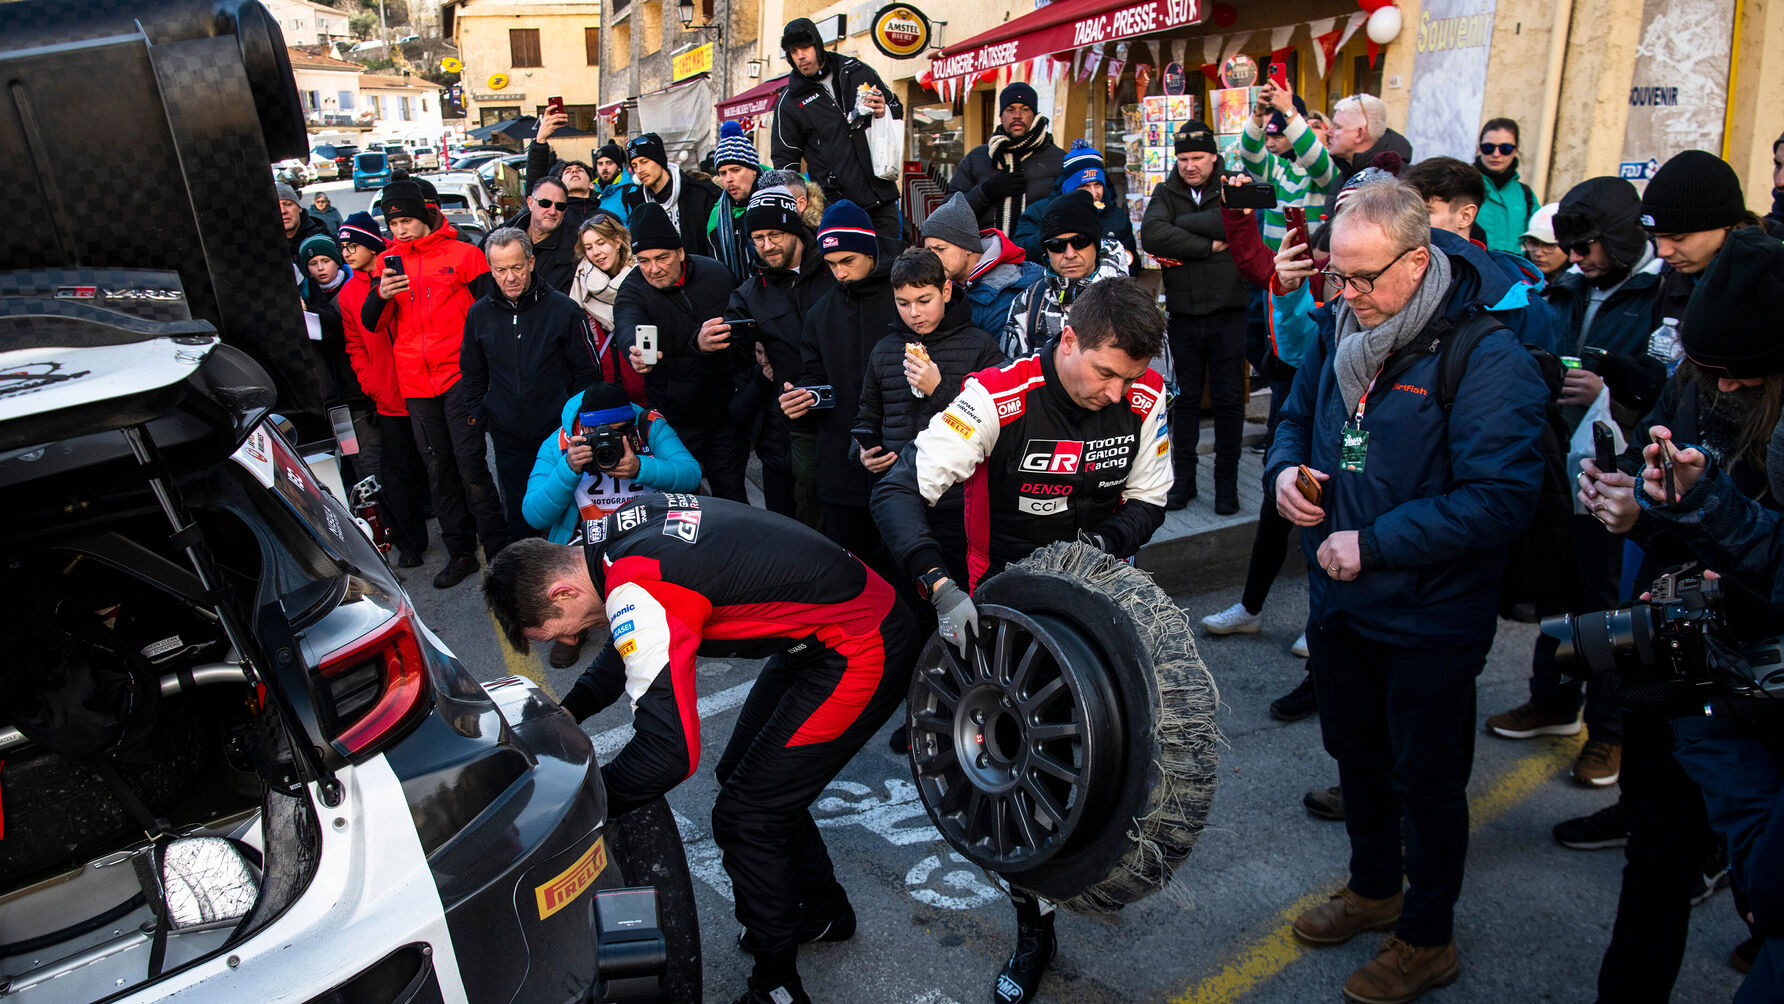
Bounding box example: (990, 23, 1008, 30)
(1223, 180, 1277, 210)
(382, 254, 404, 276)
(1283, 206, 1313, 263)
(794, 384, 836, 409)
(635, 324, 659, 366)
(1269, 62, 1291, 94)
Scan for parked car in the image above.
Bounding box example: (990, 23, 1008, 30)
(352, 151, 392, 192)
(0, 3, 702, 1001)
(272, 158, 311, 185)
(312, 142, 359, 178)
(367, 141, 413, 175)
(451, 150, 504, 172)
(372, 171, 495, 238)
(306, 154, 338, 180)
(411, 145, 440, 171)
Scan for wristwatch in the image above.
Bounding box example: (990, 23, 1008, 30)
(917, 568, 951, 600)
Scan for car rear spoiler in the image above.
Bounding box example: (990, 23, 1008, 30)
(0, 0, 330, 420)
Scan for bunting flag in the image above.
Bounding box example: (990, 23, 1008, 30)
(1307, 15, 1338, 38)
(1219, 31, 1252, 64)
(1200, 62, 1221, 85)
(1336, 11, 1369, 54)
(1314, 27, 1344, 78)
(1078, 42, 1106, 84)
(1201, 34, 1224, 65)
(1269, 24, 1296, 53)
(1367, 37, 1383, 66)
(1106, 41, 1128, 101)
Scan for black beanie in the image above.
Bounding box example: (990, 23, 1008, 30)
(1000, 82, 1038, 114)
(1682, 227, 1784, 377)
(1040, 189, 1102, 243)
(1175, 120, 1219, 156)
(381, 179, 429, 223)
(1641, 150, 1747, 234)
(745, 187, 806, 237)
(626, 133, 669, 172)
(594, 142, 626, 169)
(780, 17, 824, 54)
(1554, 177, 1648, 268)
(629, 202, 683, 253)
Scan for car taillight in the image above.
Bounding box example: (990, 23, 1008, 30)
(317, 607, 430, 756)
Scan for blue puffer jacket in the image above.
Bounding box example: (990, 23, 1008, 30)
(1266, 236, 1549, 647)
(965, 229, 1046, 335)
(521, 396, 703, 543)
(594, 174, 637, 223)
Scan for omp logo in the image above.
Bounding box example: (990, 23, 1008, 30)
(534, 837, 607, 919)
(1129, 382, 1160, 414)
(1019, 440, 1082, 473)
(995, 397, 1024, 419)
(1018, 495, 1069, 515)
(616, 506, 647, 530)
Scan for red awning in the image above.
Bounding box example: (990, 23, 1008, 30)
(930, 0, 1202, 79)
(718, 75, 789, 120)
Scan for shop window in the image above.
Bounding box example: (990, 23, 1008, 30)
(481, 106, 521, 126)
(1102, 74, 1134, 207)
(586, 27, 600, 66)
(1351, 55, 1384, 100)
(511, 28, 543, 68)
(911, 103, 965, 180)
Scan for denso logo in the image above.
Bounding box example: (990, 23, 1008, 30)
(1019, 482, 1072, 495)
(1020, 440, 1082, 473)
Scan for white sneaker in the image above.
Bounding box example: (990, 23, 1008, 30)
(1200, 602, 1262, 635)
(1290, 633, 1309, 658)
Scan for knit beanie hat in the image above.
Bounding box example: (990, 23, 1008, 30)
(999, 82, 1038, 114)
(1266, 95, 1310, 136)
(626, 133, 669, 172)
(1555, 177, 1648, 268)
(594, 142, 626, 170)
(922, 192, 983, 252)
(1174, 120, 1219, 156)
(1682, 227, 1784, 377)
(745, 186, 806, 236)
(1039, 190, 1102, 243)
(714, 120, 759, 173)
(1640, 150, 1747, 234)
(629, 202, 683, 253)
(1332, 152, 1405, 215)
(275, 182, 300, 206)
(380, 179, 430, 223)
(338, 211, 386, 253)
(578, 382, 636, 428)
(1060, 139, 1107, 195)
(816, 199, 878, 258)
(298, 233, 343, 268)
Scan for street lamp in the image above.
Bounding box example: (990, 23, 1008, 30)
(676, 0, 696, 28)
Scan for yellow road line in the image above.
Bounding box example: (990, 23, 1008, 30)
(488, 609, 558, 699)
(1171, 735, 1585, 1004)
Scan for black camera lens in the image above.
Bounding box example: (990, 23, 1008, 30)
(1541, 605, 1664, 681)
(591, 426, 625, 471)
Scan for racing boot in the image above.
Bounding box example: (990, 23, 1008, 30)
(797, 882, 857, 943)
(993, 897, 1056, 1004)
(729, 948, 810, 1004)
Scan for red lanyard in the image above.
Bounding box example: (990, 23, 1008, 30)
(1354, 366, 1384, 424)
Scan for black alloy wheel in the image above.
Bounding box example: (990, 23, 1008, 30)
(909, 604, 1126, 874)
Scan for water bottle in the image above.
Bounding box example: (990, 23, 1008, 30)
(1647, 317, 1683, 375)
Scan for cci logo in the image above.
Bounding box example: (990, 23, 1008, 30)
(1019, 440, 1083, 473)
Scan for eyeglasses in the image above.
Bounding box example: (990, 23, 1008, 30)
(1320, 245, 1417, 294)
(533, 197, 566, 210)
(1042, 234, 1096, 254)
(1480, 142, 1517, 156)
(1560, 238, 1597, 257)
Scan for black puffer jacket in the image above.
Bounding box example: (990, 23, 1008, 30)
(1140, 168, 1250, 315)
(857, 286, 1005, 456)
(795, 249, 901, 506)
(770, 17, 903, 211)
(457, 275, 601, 444)
(949, 134, 1065, 228)
(726, 231, 835, 388)
(613, 255, 746, 429)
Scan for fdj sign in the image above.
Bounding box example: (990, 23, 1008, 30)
(871, 3, 931, 59)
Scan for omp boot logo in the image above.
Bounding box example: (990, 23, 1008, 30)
(1019, 440, 1082, 473)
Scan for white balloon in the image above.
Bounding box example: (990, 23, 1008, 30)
(1366, 6, 1402, 44)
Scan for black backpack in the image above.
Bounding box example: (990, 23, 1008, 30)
(1434, 311, 1573, 614)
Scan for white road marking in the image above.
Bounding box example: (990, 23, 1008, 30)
(587, 677, 756, 758)
(812, 778, 941, 846)
(905, 850, 1001, 911)
(671, 808, 734, 902)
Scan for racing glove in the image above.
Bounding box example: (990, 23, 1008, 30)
(931, 580, 979, 655)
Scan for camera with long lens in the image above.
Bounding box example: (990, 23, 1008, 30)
(1541, 565, 1784, 716)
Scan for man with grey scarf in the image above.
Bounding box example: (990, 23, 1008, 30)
(949, 83, 1064, 234)
(1265, 180, 1547, 1004)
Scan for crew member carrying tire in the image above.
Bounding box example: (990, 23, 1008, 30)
(481, 496, 919, 1004)
(870, 276, 1172, 1004)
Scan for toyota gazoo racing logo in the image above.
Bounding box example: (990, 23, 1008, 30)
(662, 508, 702, 542)
(1019, 439, 1082, 473)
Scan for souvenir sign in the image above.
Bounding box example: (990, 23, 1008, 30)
(1219, 53, 1258, 88)
(1163, 62, 1187, 95)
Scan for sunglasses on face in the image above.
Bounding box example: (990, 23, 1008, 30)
(1480, 142, 1517, 156)
(1042, 234, 1096, 254)
(534, 198, 566, 210)
(1560, 239, 1597, 257)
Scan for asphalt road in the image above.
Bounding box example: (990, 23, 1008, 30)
(394, 523, 1749, 1003)
(308, 171, 1749, 999)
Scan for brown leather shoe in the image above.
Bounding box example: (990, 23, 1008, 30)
(1291, 887, 1403, 946)
(1342, 936, 1459, 1004)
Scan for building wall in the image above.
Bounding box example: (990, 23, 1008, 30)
(265, 0, 352, 47)
(362, 82, 449, 141)
(456, 3, 604, 125)
(292, 65, 364, 122)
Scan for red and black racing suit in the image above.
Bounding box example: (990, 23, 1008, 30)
(871, 348, 1173, 589)
(579, 492, 918, 955)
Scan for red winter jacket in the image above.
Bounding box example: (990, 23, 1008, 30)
(366, 221, 491, 398)
(339, 263, 406, 417)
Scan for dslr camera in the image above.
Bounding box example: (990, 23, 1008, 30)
(575, 410, 631, 473)
(1542, 565, 1784, 718)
